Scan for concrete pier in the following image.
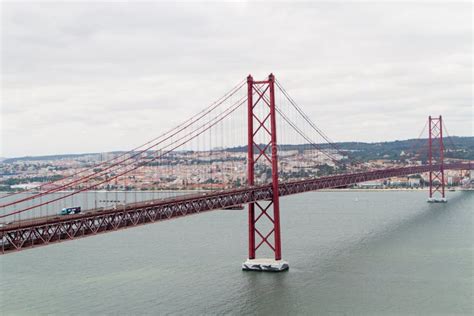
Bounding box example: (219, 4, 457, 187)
(427, 197, 447, 203)
(242, 258, 289, 272)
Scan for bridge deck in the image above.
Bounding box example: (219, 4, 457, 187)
(1, 162, 471, 254)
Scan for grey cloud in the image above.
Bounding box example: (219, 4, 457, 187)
(1, 1, 472, 157)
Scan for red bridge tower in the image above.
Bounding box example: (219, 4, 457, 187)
(427, 115, 447, 203)
(242, 74, 289, 271)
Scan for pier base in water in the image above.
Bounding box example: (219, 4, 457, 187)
(427, 197, 447, 203)
(242, 258, 289, 272)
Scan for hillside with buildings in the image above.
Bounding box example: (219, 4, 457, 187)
(1, 137, 472, 192)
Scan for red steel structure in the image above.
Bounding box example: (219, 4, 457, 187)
(428, 115, 446, 202)
(0, 75, 472, 260)
(246, 74, 283, 261)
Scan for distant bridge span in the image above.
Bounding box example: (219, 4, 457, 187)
(1, 162, 471, 254)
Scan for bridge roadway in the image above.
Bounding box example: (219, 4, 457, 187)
(1, 162, 471, 254)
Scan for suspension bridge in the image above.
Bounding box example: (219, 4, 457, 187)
(0, 74, 471, 271)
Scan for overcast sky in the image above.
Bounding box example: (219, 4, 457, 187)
(1, 1, 472, 157)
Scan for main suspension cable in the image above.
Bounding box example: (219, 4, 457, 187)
(0, 81, 246, 208)
(0, 96, 248, 219)
(0, 79, 245, 201)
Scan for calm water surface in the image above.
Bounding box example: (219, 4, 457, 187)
(1, 191, 473, 315)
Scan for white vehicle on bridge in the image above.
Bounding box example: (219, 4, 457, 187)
(59, 207, 81, 215)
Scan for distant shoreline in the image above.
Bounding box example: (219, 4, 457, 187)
(1, 188, 471, 195)
(319, 188, 472, 192)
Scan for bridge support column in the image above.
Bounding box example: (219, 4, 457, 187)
(427, 115, 447, 203)
(242, 74, 288, 272)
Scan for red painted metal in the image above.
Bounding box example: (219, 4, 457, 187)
(0, 162, 471, 254)
(429, 117, 433, 197)
(428, 115, 445, 199)
(246, 73, 282, 260)
(268, 74, 282, 260)
(247, 75, 256, 259)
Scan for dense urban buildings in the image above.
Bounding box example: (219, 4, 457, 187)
(1, 143, 472, 193)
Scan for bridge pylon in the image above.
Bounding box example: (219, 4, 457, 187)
(242, 74, 289, 272)
(427, 115, 447, 203)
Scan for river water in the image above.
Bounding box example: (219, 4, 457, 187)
(1, 191, 472, 315)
